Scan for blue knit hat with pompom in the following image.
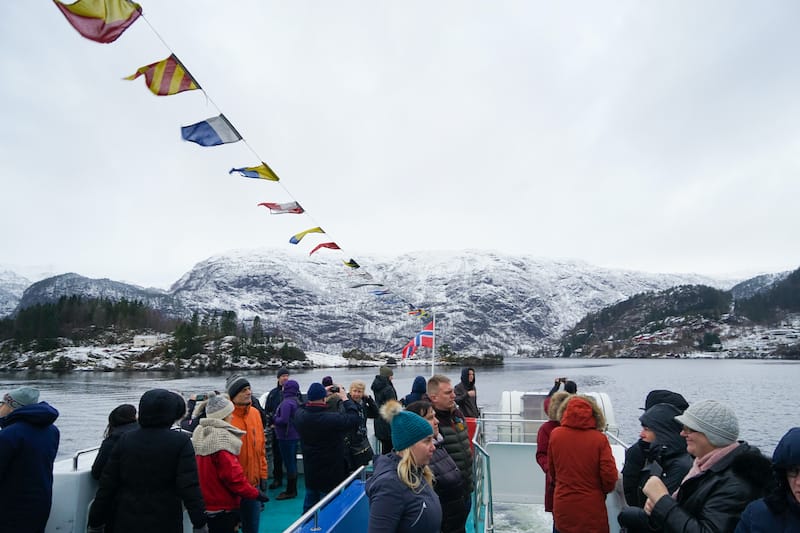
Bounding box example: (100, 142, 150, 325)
(381, 400, 433, 451)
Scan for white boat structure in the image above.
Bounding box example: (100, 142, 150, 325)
(46, 390, 627, 533)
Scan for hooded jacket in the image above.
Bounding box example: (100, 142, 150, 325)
(650, 442, 772, 533)
(548, 396, 618, 533)
(454, 368, 479, 418)
(230, 399, 267, 486)
(88, 389, 206, 532)
(294, 399, 360, 491)
(735, 427, 800, 533)
(403, 376, 428, 406)
(0, 402, 60, 533)
(274, 380, 301, 440)
(623, 390, 689, 506)
(365, 452, 443, 533)
(192, 418, 259, 512)
(371, 374, 397, 441)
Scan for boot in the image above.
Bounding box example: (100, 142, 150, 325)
(268, 476, 283, 490)
(276, 474, 297, 500)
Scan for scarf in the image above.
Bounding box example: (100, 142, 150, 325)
(673, 442, 739, 498)
(192, 417, 246, 456)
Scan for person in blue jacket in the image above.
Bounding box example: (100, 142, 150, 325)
(366, 400, 442, 533)
(402, 376, 428, 406)
(0, 386, 60, 533)
(735, 427, 800, 532)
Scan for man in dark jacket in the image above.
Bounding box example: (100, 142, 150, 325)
(371, 366, 397, 454)
(428, 374, 474, 527)
(87, 389, 208, 533)
(264, 367, 290, 489)
(0, 386, 59, 533)
(623, 389, 689, 506)
(293, 383, 360, 513)
(454, 367, 479, 418)
(642, 399, 772, 533)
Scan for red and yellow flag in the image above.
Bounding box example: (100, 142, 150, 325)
(54, 0, 141, 43)
(126, 54, 199, 96)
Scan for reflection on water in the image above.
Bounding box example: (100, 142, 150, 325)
(0, 358, 797, 459)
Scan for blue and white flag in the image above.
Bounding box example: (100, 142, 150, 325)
(181, 115, 242, 147)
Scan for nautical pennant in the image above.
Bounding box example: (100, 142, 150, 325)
(289, 227, 324, 245)
(258, 201, 304, 215)
(181, 115, 241, 147)
(230, 162, 280, 182)
(126, 54, 199, 96)
(309, 242, 340, 256)
(54, 0, 141, 43)
(343, 259, 361, 269)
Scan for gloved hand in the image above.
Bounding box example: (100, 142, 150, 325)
(87, 525, 105, 533)
(257, 489, 270, 502)
(617, 507, 651, 530)
(192, 525, 209, 533)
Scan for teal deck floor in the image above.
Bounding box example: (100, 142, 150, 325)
(259, 475, 307, 533)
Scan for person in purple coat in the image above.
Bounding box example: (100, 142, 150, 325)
(273, 379, 301, 500)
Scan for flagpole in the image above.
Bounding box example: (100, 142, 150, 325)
(431, 311, 436, 377)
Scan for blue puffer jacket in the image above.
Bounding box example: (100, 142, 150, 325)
(0, 402, 60, 533)
(735, 427, 800, 533)
(366, 452, 442, 533)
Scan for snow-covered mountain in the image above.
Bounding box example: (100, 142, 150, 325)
(4, 249, 741, 355)
(0, 269, 31, 317)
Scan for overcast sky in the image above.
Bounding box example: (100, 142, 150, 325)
(2, 1, 799, 289)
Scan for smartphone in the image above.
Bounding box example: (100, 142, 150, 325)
(196, 394, 207, 401)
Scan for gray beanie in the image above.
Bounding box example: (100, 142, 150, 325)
(2, 386, 40, 409)
(675, 399, 739, 447)
(205, 393, 234, 420)
(226, 374, 250, 399)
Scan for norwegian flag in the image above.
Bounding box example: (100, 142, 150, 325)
(401, 320, 435, 359)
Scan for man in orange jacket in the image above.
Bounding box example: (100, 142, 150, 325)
(227, 374, 267, 533)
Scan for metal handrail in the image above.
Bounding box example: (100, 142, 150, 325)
(283, 465, 367, 533)
(470, 417, 494, 533)
(72, 445, 100, 471)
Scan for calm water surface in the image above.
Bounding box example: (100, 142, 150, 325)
(1, 358, 797, 460)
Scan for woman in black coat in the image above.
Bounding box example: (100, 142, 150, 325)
(91, 404, 138, 481)
(87, 389, 208, 533)
(371, 366, 398, 454)
(407, 400, 467, 533)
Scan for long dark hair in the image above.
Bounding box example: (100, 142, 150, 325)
(104, 404, 137, 438)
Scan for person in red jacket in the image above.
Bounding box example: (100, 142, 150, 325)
(536, 391, 572, 519)
(192, 394, 268, 533)
(548, 395, 618, 533)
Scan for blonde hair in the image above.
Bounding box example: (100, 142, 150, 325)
(426, 374, 451, 396)
(349, 380, 366, 393)
(397, 446, 434, 491)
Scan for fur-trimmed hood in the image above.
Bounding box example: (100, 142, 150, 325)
(191, 417, 246, 456)
(719, 442, 774, 494)
(558, 395, 606, 431)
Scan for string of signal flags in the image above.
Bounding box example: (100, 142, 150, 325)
(52, 0, 436, 359)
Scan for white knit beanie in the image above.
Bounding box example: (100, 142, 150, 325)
(675, 399, 739, 447)
(205, 393, 234, 420)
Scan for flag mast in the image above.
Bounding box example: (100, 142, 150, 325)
(431, 311, 436, 377)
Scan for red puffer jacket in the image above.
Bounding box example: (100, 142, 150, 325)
(196, 450, 259, 511)
(548, 396, 618, 533)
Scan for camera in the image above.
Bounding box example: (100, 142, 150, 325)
(328, 386, 340, 394)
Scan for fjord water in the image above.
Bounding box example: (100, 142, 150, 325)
(1, 358, 796, 460)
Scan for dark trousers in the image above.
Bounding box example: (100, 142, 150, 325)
(206, 510, 240, 533)
(270, 430, 283, 481)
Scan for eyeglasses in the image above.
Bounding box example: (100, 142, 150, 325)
(787, 466, 800, 479)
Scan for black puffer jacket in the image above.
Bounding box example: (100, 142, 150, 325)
(435, 406, 474, 494)
(88, 389, 206, 533)
(430, 439, 467, 533)
(371, 375, 397, 442)
(650, 442, 772, 533)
